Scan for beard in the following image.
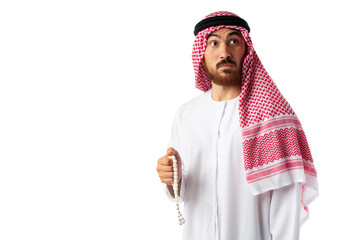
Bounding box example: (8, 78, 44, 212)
(204, 59, 242, 86)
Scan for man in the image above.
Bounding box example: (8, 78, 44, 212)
(156, 11, 318, 240)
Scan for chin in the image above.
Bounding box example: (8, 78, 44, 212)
(205, 67, 242, 86)
(212, 73, 241, 86)
(212, 78, 241, 87)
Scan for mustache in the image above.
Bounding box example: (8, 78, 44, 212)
(216, 59, 237, 69)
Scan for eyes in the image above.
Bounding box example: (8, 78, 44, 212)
(208, 38, 240, 47)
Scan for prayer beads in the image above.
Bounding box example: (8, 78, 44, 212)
(170, 155, 185, 225)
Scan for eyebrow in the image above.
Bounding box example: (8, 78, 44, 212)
(207, 31, 242, 40)
(207, 33, 220, 39)
(227, 31, 242, 38)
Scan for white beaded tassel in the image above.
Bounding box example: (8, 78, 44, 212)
(170, 155, 185, 225)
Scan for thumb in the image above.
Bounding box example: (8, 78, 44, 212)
(167, 147, 178, 157)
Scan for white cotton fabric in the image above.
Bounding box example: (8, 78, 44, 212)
(165, 89, 301, 240)
(192, 12, 318, 221)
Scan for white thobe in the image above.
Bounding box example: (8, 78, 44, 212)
(165, 89, 302, 240)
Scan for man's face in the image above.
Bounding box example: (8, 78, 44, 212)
(203, 28, 246, 86)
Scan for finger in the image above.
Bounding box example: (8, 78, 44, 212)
(159, 156, 173, 166)
(159, 171, 174, 178)
(157, 165, 173, 173)
(156, 161, 172, 170)
(162, 177, 174, 185)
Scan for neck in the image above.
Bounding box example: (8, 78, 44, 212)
(211, 82, 241, 101)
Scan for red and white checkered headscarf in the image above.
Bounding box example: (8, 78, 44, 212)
(192, 11, 318, 224)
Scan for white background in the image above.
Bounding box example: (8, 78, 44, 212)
(0, 0, 359, 239)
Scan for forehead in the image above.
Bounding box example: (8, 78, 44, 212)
(207, 28, 242, 39)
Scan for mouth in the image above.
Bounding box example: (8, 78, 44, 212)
(218, 63, 236, 70)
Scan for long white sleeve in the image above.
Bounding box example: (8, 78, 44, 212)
(270, 183, 302, 240)
(163, 111, 185, 203)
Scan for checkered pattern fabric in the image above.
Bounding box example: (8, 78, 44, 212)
(192, 11, 318, 224)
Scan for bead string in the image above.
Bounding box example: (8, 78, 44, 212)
(170, 155, 185, 225)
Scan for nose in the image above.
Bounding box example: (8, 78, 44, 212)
(219, 44, 231, 60)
